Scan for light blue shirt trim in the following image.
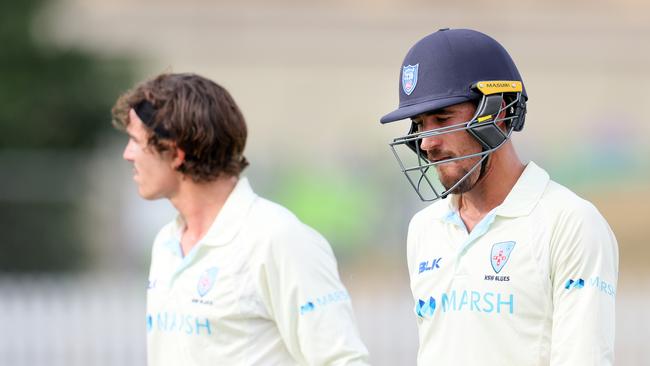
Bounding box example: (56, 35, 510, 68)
(442, 208, 498, 255)
(162, 237, 183, 257)
(171, 242, 204, 280)
(157, 177, 258, 283)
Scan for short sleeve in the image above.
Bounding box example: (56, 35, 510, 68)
(254, 223, 370, 366)
(549, 201, 618, 365)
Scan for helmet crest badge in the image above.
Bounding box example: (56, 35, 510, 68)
(402, 64, 419, 96)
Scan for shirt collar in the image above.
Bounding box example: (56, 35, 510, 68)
(430, 161, 549, 220)
(494, 161, 549, 218)
(169, 176, 258, 248)
(427, 192, 460, 221)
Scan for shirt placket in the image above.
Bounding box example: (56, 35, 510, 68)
(442, 209, 498, 277)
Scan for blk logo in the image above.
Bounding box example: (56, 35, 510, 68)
(416, 296, 436, 318)
(565, 278, 585, 290)
(419, 258, 442, 274)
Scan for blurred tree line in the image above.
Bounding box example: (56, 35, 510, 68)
(0, 0, 134, 271)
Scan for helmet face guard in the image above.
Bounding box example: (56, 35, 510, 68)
(389, 81, 526, 202)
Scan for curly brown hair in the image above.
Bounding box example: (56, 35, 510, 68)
(112, 73, 249, 182)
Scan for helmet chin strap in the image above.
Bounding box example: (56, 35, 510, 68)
(461, 149, 489, 196)
(478, 150, 490, 181)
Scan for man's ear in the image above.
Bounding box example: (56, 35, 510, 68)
(171, 145, 186, 169)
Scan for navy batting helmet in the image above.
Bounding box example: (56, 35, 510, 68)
(382, 28, 528, 201)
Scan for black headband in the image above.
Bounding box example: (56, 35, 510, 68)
(133, 100, 172, 139)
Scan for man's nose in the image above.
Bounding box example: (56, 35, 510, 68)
(123, 141, 134, 161)
(420, 132, 443, 152)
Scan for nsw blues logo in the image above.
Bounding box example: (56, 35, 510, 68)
(197, 267, 219, 297)
(402, 64, 419, 95)
(490, 241, 515, 273)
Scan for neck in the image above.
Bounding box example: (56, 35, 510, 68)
(458, 142, 524, 231)
(169, 175, 238, 254)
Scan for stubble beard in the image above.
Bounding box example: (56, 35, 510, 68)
(437, 158, 481, 195)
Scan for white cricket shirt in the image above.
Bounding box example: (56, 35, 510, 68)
(146, 178, 369, 366)
(407, 162, 618, 366)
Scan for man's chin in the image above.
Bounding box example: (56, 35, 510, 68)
(439, 176, 458, 192)
(435, 159, 482, 194)
(138, 187, 161, 201)
(438, 171, 475, 194)
(437, 168, 462, 187)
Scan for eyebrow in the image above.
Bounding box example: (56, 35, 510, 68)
(126, 132, 139, 142)
(412, 108, 455, 122)
(425, 107, 454, 116)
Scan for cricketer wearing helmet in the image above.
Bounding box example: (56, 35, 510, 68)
(112, 73, 369, 366)
(381, 29, 618, 365)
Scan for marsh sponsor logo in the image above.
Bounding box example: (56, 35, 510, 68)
(146, 312, 212, 336)
(441, 290, 515, 314)
(565, 278, 585, 290)
(590, 276, 616, 297)
(415, 297, 436, 318)
(415, 290, 515, 319)
(299, 290, 350, 315)
(300, 301, 316, 315)
(565, 276, 616, 297)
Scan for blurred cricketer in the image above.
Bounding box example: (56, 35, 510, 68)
(112, 73, 369, 366)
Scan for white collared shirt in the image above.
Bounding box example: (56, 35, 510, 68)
(146, 178, 369, 366)
(407, 162, 618, 366)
